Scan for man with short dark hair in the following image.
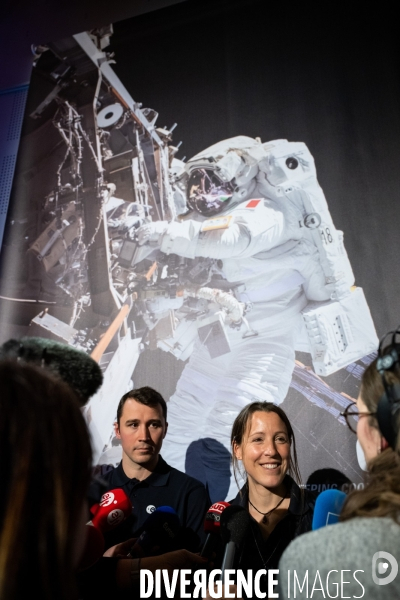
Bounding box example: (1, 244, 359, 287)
(90, 386, 211, 552)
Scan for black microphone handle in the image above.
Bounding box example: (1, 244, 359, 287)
(220, 540, 236, 575)
(192, 533, 215, 574)
(200, 533, 216, 558)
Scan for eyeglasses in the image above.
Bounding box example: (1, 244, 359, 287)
(340, 401, 377, 434)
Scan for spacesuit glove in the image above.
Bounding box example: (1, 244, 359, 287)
(137, 220, 169, 246)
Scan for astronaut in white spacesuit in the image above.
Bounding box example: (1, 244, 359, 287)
(136, 136, 377, 499)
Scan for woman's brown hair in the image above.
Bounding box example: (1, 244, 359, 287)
(0, 360, 93, 600)
(340, 354, 400, 523)
(231, 401, 302, 491)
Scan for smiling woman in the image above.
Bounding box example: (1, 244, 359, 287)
(227, 401, 316, 599)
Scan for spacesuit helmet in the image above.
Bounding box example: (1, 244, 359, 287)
(186, 168, 235, 216)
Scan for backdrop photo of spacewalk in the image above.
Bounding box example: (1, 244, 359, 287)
(1, 0, 398, 502)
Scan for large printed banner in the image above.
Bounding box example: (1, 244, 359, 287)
(1, 2, 396, 502)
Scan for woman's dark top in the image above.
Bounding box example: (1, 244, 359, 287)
(227, 476, 316, 598)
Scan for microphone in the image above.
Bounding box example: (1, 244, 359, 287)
(219, 505, 250, 575)
(128, 506, 181, 557)
(0, 336, 103, 405)
(311, 489, 347, 530)
(200, 501, 230, 559)
(77, 488, 132, 571)
(90, 488, 133, 533)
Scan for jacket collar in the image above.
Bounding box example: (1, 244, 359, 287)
(233, 475, 310, 516)
(114, 455, 171, 488)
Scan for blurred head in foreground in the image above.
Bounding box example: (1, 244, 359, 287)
(341, 337, 400, 521)
(0, 360, 93, 600)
